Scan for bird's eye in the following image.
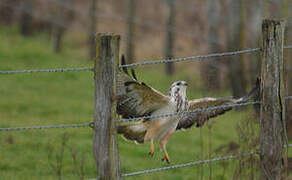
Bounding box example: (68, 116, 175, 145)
(177, 82, 181, 86)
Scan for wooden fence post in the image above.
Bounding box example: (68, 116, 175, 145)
(92, 33, 122, 180)
(260, 19, 285, 179)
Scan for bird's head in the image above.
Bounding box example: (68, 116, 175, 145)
(168, 80, 188, 98)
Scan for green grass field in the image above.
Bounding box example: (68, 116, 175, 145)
(0, 26, 260, 180)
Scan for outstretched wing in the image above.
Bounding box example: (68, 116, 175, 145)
(176, 78, 260, 130)
(117, 56, 170, 118)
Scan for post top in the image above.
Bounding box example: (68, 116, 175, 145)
(262, 19, 286, 26)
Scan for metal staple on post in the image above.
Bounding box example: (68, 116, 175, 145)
(285, 96, 292, 100)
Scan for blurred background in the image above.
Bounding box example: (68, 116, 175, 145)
(0, 0, 292, 179)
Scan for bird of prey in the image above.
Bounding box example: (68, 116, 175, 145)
(117, 56, 259, 163)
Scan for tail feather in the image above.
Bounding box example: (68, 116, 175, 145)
(117, 123, 147, 144)
(121, 55, 129, 75)
(237, 78, 260, 102)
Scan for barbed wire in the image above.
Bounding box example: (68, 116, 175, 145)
(121, 143, 292, 177)
(119, 48, 261, 68)
(122, 151, 258, 177)
(119, 95, 292, 123)
(285, 144, 292, 148)
(91, 143, 292, 178)
(119, 101, 261, 123)
(1, 96, 291, 132)
(0, 122, 92, 132)
(284, 45, 292, 49)
(0, 67, 93, 75)
(91, 143, 292, 179)
(0, 101, 259, 132)
(0, 48, 261, 75)
(1, 44, 291, 74)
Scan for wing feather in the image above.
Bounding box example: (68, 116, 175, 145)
(176, 78, 260, 130)
(116, 57, 170, 118)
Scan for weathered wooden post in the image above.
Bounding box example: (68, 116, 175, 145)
(92, 33, 122, 180)
(260, 19, 285, 179)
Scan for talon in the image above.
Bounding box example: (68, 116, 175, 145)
(149, 140, 154, 157)
(148, 151, 154, 156)
(161, 156, 170, 164)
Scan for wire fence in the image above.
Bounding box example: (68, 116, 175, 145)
(121, 151, 259, 177)
(2, 97, 291, 132)
(119, 48, 261, 68)
(0, 67, 93, 75)
(0, 122, 92, 132)
(121, 143, 292, 177)
(0, 26, 291, 178)
(89, 141, 292, 179)
(0, 47, 260, 74)
(119, 101, 261, 123)
(0, 101, 260, 132)
(285, 96, 292, 100)
(1, 44, 291, 74)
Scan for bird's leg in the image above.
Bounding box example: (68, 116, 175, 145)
(145, 121, 162, 157)
(160, 140, 170, 164)
(148, 139, 154, 156)
(159, 132, 174, 164)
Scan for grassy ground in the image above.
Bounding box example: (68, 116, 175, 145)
(0, 26, 260, 180)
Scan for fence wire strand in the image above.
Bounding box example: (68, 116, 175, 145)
(0, 45, 290, 74)
(122, 151, 258, 177)
(120, 144, 292, 177)
(0, 48, 261, 75)
(119, 101, 261, 123)
(0, 122, 92, 132)
(0, 98, 290, 131)
(119, 48, 261, 68)
(285, 96, 292, 100)
(0, 67, 93, 75)
(91, 142, 292, 179)
(284, 45, 292, 49)
(0, 101, 260, 132)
